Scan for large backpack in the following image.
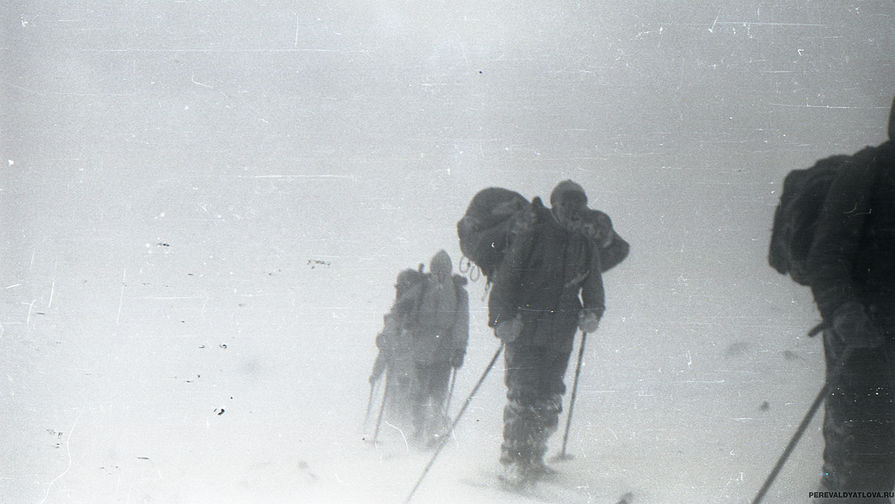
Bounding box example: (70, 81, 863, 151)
(768, 154, 849, 285)
(581, 208, 630, 273)
(457, 187, 529, 279)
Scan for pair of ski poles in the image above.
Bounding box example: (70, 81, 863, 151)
(363, 364, 459, 447)
(378, 321, 847, 504)
(558, 323, 850, 503)
(362, 375, 389, 446)
(404, 329, 593, 503)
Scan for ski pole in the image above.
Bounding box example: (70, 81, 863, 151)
(557, 330, 588, 461)
(371, 370, 392, 446)
(364, 349, 388, 434)
(363, 379, 377, 433)
(404, 342, 504, 504)
(751, 345, 853, 504)
(443, 367, 457, 417)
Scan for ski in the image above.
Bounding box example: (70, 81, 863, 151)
(460, 471, 634, 504)
(460, 476, 555, 503)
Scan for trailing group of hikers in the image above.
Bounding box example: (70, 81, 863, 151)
(369, 95, 895, 504)
(367, 249, 470, 447)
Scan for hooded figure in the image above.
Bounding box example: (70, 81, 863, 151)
(488, 181, 606, 487)
(406, 250, 469, 446)
(799, 95, 895, 500)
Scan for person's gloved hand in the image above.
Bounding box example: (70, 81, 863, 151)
(495, 315, 524, 343)
(450, 349, 465, 368)
(833, 301, 885, 349)
(578, 308, 601, 333)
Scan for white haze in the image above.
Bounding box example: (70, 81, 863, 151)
(2, 1, 893, 503)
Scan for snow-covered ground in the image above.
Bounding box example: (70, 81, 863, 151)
(2, 2, 894, 503)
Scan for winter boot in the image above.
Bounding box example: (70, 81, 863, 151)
(425, 412, 451, 448)
(499, 442, 533, 489)
(527, 401, 559, 479)
(498, 461, 529, 490)
(426, 430, 446, 449)
(528, 454, 557, 479)
(411, 420, 431, 450)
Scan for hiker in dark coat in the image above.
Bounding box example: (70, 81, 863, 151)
(488, 180, 605, 485)
(369, 267, 424, 427)
(807, 95, 895, 501)
(405, 250, 470, 446)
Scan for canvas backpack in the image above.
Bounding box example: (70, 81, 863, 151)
(768, 155, 850, 285)
(456, 187, 529, 279)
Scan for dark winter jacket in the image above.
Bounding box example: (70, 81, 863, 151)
(807, 141, 895, 326)
(489, 198, 605, 353)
